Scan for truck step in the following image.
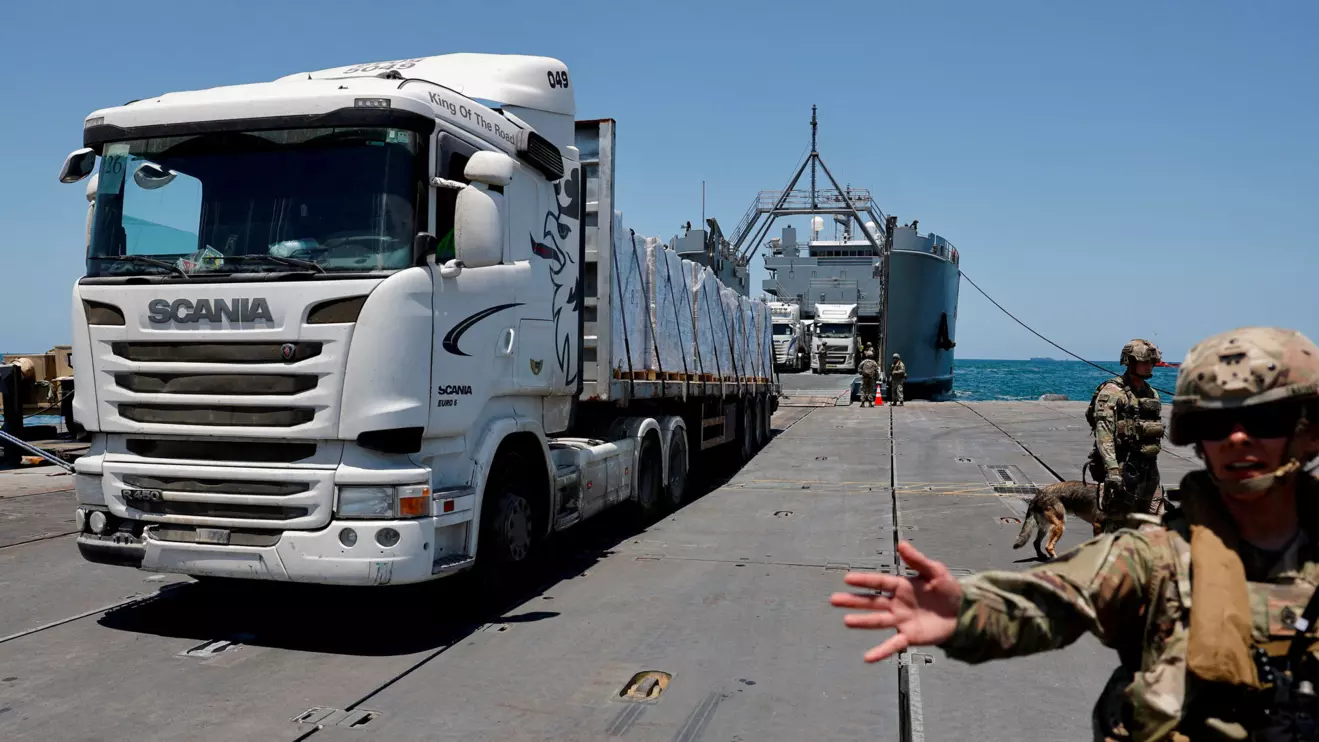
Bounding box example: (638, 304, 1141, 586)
(431, 554, 474, 575)
(554, 510, 582, 530)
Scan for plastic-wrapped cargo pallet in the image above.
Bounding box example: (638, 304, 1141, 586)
(757, 301, 773, 380)
(690, 266, 731, 381)
(644, 240, 697, 379)
(738, 294, 757, 381)
(720, 286, 744, 381)
(609, 211, 651, 378)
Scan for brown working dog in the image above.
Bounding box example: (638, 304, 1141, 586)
(1012, 481, 1102, 560)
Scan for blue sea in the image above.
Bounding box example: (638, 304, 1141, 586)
(950, 359, 1182, 402)
(0, 361, 1179, 429)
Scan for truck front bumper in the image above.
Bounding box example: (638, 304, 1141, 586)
(76, 514, 474, 586)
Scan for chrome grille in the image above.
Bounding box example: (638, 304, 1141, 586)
(119, 404, 315, 427)
(121, 474, 308, 496)
(115, 373, 318, 396)
(125, 438, 317, 463)
(130, 500, 309, 521)
(111, 342, 322, 364)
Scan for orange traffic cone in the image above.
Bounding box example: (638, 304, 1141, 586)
(875, 386, 884, 406)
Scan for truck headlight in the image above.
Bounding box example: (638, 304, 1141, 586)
(336, 487, 394, 518)
(336, 484, 431, 519)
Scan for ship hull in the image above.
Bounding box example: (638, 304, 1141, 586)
(885, 245, 959, 399)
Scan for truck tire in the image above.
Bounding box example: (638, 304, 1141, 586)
(760, 394, 773, 444)
(751, 396, 766, 450)
(740, 401, 755, 461)
(479, 454, 536, 565)
(666, 428, 688, 509)
(634, 433, 664, 522)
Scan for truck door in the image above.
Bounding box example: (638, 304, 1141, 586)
(428, 134, 525, 438)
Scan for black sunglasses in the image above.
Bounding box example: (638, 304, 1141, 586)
(1185, 405, 1303, 442)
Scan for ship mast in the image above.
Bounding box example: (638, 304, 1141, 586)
(727, 107, 895, 361)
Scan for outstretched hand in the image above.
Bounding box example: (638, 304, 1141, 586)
(829, 541, 964, 662)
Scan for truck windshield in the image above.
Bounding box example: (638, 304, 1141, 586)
(772, 324, 795, 336)
(816, 323, 854, 338)
(86, 127, 424, 278)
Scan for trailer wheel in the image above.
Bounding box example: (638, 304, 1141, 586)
(740, 401, 755, 461)
(760, 394, 773, 444)
(750, 396, 765, 450)
(666, 428, 689, 509)
(480, 455, 536, 565)
(634, 433, 664, 521)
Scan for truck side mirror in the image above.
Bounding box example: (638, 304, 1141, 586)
(454, 185, 503, 269)
(132, 162, 177, 190)
(59, 148, 97, 184)
(463, 151, 515, 187)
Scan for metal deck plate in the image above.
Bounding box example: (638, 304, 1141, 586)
(0, 389, 1181, 740)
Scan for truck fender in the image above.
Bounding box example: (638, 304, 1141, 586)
(608, 416, 663, 496)
(469, 417, 555, 540)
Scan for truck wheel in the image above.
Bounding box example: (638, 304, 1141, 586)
(480, 459, 535, 564)
(634, 434, 664, 521)
(760, 395, 773, 443)
(740, 401, 755, 461)
(751, 396, 766, 450)
(666, 429, 688, 509)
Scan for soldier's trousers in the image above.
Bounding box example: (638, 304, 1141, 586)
(891, 377, 905, 405)
(1089, 451, 1161, 531)
(860, 377, 876, 406)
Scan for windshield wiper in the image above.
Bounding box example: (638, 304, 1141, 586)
(89, 255, 190, 279)
(224, 255, 327, 273)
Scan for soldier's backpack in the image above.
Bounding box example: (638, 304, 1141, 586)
(1085, 378, 1123, 434)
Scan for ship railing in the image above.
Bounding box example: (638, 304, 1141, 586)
(753, 188, 876, 212)
(895, 239, 959, 265)
(730, 188, 890, 249)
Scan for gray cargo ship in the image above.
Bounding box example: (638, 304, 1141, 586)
(732, 108, 961, 398)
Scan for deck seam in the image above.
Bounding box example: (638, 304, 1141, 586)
(954, 401, 1065, 483)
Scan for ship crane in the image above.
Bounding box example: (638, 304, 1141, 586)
(728, 106, 897, 362)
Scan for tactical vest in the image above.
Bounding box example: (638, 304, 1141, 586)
(1093, 474, 1319, 741)
(1086, 377, 1164, 459)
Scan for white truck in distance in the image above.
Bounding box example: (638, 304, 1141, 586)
(768, 301, 807, 372)
(813, 303, 860, 374)
(58, 53, 777, 586)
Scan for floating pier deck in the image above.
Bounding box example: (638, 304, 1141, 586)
(0, 372, 1199, 741)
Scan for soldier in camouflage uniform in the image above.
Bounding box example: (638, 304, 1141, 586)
(1087, 339, 1165, 530)
(832, 327, 1319, 741)
(858, 351, 880, 408)
(889, 353, 907, 406)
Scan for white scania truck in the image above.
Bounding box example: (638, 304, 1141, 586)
(58, 54, 776, 586)
(812, 303, 860, 373)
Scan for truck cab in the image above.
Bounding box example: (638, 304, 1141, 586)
(811, 303, 859, 374)
(768, 301, 806, 372)
(57, 54, 595, 585)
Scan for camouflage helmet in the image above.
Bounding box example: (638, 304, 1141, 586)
(1168, 327, 1319, 446)
(892, 353, 900, 360)
(1120, 339, 1162, 366)
(864, 350, 874, 359)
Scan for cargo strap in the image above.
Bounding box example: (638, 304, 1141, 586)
(610, 220, 635, 398)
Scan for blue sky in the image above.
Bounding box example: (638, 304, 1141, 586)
(1, 0, 1315, 361)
